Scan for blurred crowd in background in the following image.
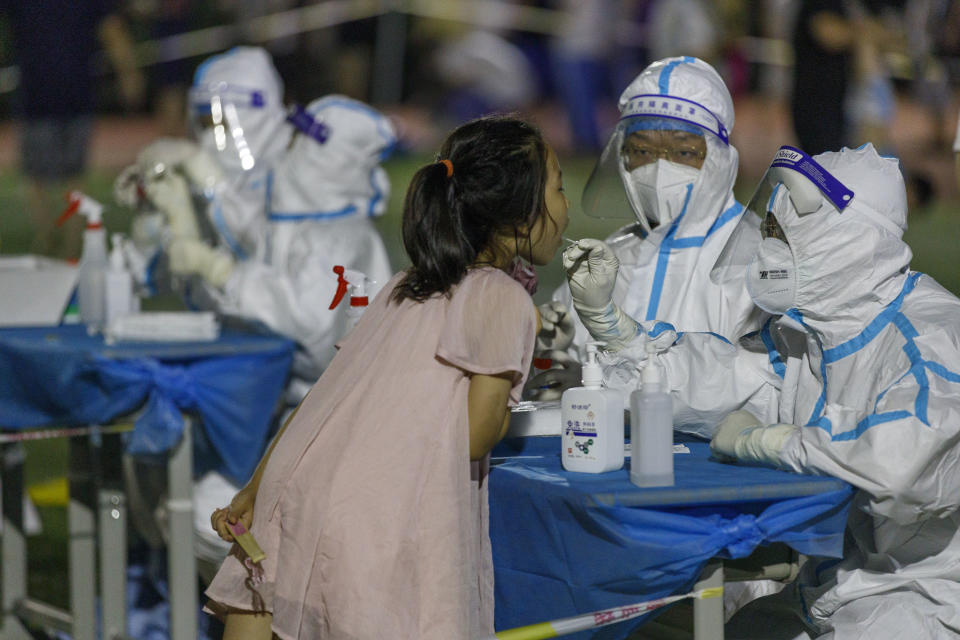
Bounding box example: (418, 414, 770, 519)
(1, 0, 959, 259)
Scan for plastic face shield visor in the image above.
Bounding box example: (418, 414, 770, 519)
(582, 94, 728, 221)
(189, 83, 269, 171)
(710, 145, 855, 283)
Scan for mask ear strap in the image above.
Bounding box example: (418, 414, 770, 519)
(513, 226, 534, 265)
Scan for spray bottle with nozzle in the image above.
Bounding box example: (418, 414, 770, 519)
(629, 342, 674, 487)
(329, 265, 371, 333)
(57, 191, 108, 333)
(561, 341, 624, 473)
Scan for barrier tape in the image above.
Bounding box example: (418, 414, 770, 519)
(0, 424, 133, 444)
(482, 586, 724, 640)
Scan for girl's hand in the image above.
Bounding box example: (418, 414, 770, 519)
(210, 485, 256, 542)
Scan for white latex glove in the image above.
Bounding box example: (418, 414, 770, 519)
(143, 171, 201, 240)
(180, 148, 224, 194)
(137, 138, 202, 179)
(562, 240, 639, 351)
(113, 164, 143, 209)
(563, 238, 619, 309)
(524, 349, 582, 401)
(536, 301, 575, 353)
(167, 237, 235, 288)
(710, 410, 798, 468)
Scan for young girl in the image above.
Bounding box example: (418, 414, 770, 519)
(205, 116, 569, 639)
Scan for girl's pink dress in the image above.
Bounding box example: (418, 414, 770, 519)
(205, 267, 537, 639)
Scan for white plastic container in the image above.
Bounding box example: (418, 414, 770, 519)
(60, 192, 108, 334)
(629, 345, 674, 487)
(561, 342, 624, 473)
(104, 233, 135, 327)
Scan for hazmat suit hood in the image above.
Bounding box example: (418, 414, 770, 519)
(270, 95, 396, 222)
(770, 144, 912, 342)
(189, 46, 294, 259)
(584, 56, 738, 236)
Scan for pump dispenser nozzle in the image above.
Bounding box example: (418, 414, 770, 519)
(582, 341, 604, 388)
(641, 342, 665, 392)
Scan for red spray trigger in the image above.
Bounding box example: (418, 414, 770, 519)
(55, 194, 82, 227)
(329, 265, 349, 310)
(56, 191, 104, 229)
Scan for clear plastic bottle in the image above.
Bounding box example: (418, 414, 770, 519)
(104, 233, 135, 327)
(561, 342, 624, 473)
(629, 345, 674, 487)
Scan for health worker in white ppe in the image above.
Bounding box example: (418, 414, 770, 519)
(529, 56, 760, 398)
(135, 48, 394, 388)
(596, 143, 960, 639)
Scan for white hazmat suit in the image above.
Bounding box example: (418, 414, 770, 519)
(531, 57, 760, 397)
(600, 144, 960, 638)
(220, 95, 395, 392)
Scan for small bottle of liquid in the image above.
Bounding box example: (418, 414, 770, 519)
(561, 342, 624, 473)
(630, 344, 674, 487)
(58, 192, 108, 334)
(104, 233, 135, 327)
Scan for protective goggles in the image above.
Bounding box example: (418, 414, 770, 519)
(710, 145, 854, 282)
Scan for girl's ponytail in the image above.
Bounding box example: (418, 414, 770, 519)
(393, 116, 548, 303)
(393, 161, 475, 302)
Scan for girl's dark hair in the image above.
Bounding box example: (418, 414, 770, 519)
(391, 115, 549, 303)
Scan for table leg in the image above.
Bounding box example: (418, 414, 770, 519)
(99, 488, 127, 640)
(693, 560, 724, 640)
(167, 415, 197, 640)
(1, 442, 32, 639)
(68, 435, 98, 640)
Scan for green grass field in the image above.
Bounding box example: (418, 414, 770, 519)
(3, 151, 959, 618)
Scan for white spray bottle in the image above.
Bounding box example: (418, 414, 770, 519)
(629, 343, 674, 487)
(329, 265, 371, 332)
(561, 341, 624, 473)
(57, 191, 108, 334)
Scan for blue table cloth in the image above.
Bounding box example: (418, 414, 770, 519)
(489, 436, 853, 638)
(0, 325, 295, 484)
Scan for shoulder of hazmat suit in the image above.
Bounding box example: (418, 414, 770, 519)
(677, 143, 960, 638)
(217, 95, 396, 388)
(559, 56, 762, 358)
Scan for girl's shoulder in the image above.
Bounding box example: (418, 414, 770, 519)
(455, 266, 528, 299)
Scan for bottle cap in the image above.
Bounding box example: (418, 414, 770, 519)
(109, 233, 125, 270)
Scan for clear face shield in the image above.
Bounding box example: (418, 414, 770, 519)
(188, 82, 278, 175)
(582, 94, 730, 233)
(710, 145, 855, 284)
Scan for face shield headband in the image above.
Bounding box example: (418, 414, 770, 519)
(711, 145, 854, 283)
(621, 94, 729, 145)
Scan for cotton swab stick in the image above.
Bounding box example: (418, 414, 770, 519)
(481, 587, 723, 640)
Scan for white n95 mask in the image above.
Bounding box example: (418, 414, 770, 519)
(623, 159, 700, 226)
(746, 237, 797, 315)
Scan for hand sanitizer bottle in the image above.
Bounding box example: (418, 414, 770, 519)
(561, 342, 624, 473)
(104, 233, 135, 327)
(630, 344, 674, 487)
